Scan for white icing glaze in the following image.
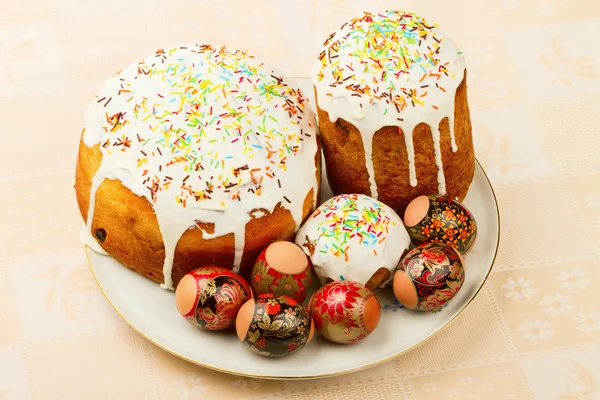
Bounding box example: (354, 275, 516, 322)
(81, 44, 319, 290)
(311, 11, 466, 195)
(430, 127, 446, 194)
(362, 134, 378, 198)
(295, 194, 411, 288)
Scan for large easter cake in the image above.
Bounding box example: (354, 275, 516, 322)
(75, 45, 321, 289)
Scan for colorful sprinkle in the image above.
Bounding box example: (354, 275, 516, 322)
(312, 194, 396, 259)
(314, 10, 463, 113)
(93, 44, 310, 208)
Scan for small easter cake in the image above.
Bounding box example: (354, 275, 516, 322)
(295, 193, 411, 289)
(76, 44, 321, 289)
(311, 10, 475, 214)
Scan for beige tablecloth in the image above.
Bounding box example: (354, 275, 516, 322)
(2, 0, 600, 399)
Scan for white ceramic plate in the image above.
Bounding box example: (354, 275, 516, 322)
(87, 78, 500, 380)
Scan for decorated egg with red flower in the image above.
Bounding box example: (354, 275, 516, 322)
(175, 266, 252, 331)
(393, 242, 465, 311)
(250, 241, 312, 303)
(235, 294, 314, 358)
(404, 194, 477, 254)
(308, 281, 381, 344)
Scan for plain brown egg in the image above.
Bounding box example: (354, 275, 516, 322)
(236, 299, 255, 342)
(404, 195, 430, 228)
(266, 241, 309, 274)
(363, 295, 382, 332)
(392, 271, 419, 309)
(175, 274, 197, 316)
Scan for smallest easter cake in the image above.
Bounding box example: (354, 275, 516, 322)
(295, 194, 411, 289)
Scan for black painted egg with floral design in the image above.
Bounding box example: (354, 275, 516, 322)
(404, 194, 477, 254)
(393, 242, 466, 311)
(235, 294, 314, 358)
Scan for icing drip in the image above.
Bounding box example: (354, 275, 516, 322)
(399, 125, 418, 187)
(81, 45, 319, 289)
(295, 194, 411, 288)
(430, 126, 446, 194)
(159, 222, 188, 289)
(311, 10, 466, 195)
(233, 232, 245, 273)
(448, 113, 458, 152)
(361, 133, 378, 198)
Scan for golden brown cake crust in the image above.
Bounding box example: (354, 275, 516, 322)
(75, 132, 321, 287)
(314, 72, 474, 215)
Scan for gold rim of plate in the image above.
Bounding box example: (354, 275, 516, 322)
(86, 158, 501, 380)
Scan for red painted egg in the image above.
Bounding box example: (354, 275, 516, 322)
(404, 194, 477, 254)
(175, 266, 252, 331)
(308, 281, 380, 344)
(394, 242, 466, 311)
(236, 294, 314, 358)
(250, 241, 312, 302)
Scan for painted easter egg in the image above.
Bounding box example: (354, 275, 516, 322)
(236, 294, 314, 358)
(175, 266, 252, 331)
(308, 280, 380, 344)
(393, 242, 466, 311)
(250, 241, 312, 302)
(404, 194, 477, 254)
